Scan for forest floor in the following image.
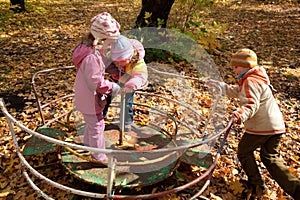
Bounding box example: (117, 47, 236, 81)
(0, 0, 299, 199)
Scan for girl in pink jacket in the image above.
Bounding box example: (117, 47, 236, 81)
(73, 12, 120, 162)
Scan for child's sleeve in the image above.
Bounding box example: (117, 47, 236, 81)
(233, 80, 261, 123)
(83, 54, 114, 95)
(124, 60, 148, 90)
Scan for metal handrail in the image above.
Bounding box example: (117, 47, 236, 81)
(0, 64, 230, 199)
(31, 65, 75, 125)
(0, 97, 232, 199)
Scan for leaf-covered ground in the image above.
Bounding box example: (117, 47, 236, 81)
(0, 0, 299, 199)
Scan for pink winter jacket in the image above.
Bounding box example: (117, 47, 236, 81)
(223, 66, 285, 135)
(73, 44, 114, 115)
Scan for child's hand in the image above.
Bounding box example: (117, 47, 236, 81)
(111, 83, 120, 97)
(230, 112, 241, 124)
(121, 87, 134, 94)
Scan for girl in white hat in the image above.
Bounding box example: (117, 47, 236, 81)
(104, 35, 148, 132)
(72, 12, 120, 162)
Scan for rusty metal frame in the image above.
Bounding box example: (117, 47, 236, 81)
(0, 65, 232, 199)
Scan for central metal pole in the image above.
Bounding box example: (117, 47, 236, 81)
(119, 93, 126, 145)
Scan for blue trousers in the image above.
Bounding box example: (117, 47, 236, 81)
(103, 92, 134, 125)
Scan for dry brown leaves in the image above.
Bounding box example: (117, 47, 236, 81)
(0, 0, 299, 199)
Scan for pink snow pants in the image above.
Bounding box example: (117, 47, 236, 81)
(82, 113, 107, 161)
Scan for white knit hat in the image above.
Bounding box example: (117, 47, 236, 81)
(111, 35, 134, 61)
(90, 12, 120, 46)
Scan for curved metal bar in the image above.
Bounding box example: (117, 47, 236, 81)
(202, 82, 223, 135)
(64, 145, 180, 167)
(0, 98, 227, 155)
(146, 66, 225, 139)
(108, 101, 199, 137)
(133, 102, 178, 138)
(2, 98, 107, 199)
(30, 66, 224, 152)
(40, 94, 74, 109)
(148, 66, 208, 82)
(111, 119, 233, 199)
(190, 176, 211, 200)
(0, 98, 111, 154)
(0, 98, 233, 199)
(136, 91, 207, 122)
(22, 170, 55, 200)
(104, 101, 178, 137)
(31, 65, 75, 125)
(1, 64, 231, 199)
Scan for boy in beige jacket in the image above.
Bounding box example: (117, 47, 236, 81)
(212, 48, 299, 199)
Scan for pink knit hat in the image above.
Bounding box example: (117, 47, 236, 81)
(90, 12, 120, 46)
(111, 35, 134, 61)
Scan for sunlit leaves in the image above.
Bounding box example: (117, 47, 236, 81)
(0, 0, 299, 200)
(229, 180, 244, 195)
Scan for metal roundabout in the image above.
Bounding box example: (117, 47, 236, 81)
(0, 28, 233, 200)
(0, 65, 233, 200)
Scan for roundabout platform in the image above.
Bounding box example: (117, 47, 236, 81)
(60, 124, 213, 188)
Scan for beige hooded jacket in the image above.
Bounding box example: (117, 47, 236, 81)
(222, 66, 285, 135)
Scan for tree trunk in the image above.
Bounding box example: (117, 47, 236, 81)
(135, 0, 175, 28)
(10, 0, 26, 13)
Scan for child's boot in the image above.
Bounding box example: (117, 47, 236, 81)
(240, 178, 266, 200)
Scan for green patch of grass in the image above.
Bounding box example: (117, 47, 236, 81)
(25, 2, 48, 14)
(0, 0, 50, 31)
(0, 2, 15, 31)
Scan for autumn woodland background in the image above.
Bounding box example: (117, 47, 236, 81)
(0, 0, 299, 199)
